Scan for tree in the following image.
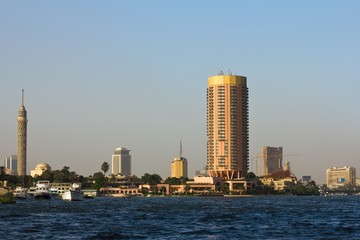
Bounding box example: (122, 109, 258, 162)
(40, 170, 54, 182)
(91, 172, 107, 190)
(101, 162, 110, 176)
(164, 177, 181, 185)
(246, 172, 256, 180)
(141, 173, 162, 185)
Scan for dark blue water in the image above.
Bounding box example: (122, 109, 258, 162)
(1, 196, 360, 239)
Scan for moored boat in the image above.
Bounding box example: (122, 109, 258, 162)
(34, 182, 51, 200)
(13, 187, 29, 199)
(62, 190, 84, 201)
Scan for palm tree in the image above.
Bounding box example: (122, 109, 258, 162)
(101, 162, 110, 176)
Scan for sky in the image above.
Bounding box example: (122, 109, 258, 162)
(0, 1, 359, 184)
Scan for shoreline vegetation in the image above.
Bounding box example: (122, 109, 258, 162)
(0, 192, 16, 204)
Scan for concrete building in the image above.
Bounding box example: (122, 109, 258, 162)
(326, 166, 356, 189)
(112, 147, 131, 176)
(171, 158, 188, 178)
(30, 162, 51, 178)
(17, 89, 28, 176)
(4, 155, 17, 173)
(262, 146, 283, 176)
(170, 141, 188, 178)
(207, 72, 249, 179)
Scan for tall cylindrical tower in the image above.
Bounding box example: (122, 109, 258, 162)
(207, 73, 249, 179)
(17, 89, 28, 176)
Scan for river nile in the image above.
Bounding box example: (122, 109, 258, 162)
(1, 195, 360, 239)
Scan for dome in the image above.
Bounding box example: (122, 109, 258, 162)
(35, 163, 51, 170)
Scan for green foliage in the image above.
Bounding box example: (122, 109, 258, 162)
(141, 173, 162, 185)
(164, 177, 189, 185)
(246, 172, 257, 180)
(101, 162, 110, 176)
(164, 177, 181, 185)
(90, 172, 107, 190)
(290, 181, 320, 196)
(0, 192, 16, 204)
(51, 166, 79, 183)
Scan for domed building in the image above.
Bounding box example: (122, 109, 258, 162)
(30, 163, 51, 177)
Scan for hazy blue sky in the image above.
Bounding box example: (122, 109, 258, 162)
(1, 1, 359, 183)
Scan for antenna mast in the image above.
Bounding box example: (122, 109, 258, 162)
(179, 140, 183, 158)
(21, 89, 24, 106)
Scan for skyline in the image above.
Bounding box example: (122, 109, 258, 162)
(1, 1, 360, 184)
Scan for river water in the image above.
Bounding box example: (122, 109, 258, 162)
(1, 195, 360, 239)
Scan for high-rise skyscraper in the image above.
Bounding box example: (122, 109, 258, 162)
(17, 89, 27, 176)
(4, 155, 17, 173)
(171, 141, 188, 178)
(207, 72, 249, 179)
(112, 147, 131, 176)
(262, 146, 283, 176)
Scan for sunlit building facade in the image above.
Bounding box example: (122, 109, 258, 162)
(112, 147, 131, 176)
(207, 73, 249, 179)
(262, 146, 283, 176)
(4, 155, 17, 173)
(171, 157, 188, 178)
(17, 89, 28, 176)
(326, 166, 356, 189)
(30, 162, 52, 178)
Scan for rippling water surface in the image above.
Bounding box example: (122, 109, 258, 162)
(1, 196, 360, 239)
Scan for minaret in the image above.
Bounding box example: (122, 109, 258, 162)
(17, 89, 28, 176)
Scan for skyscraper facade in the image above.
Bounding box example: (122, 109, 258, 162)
(262, 146, 283, 176)
(4, 155, 17, 173)
(170, 141, 188, 178)
(17, 90, 27, 176)
(112, 147, 131, 176)
(207, 73, 249, 179)
(326, 166, 356, 189)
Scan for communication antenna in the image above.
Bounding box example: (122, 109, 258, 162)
(179, 140, 183, 158)
(21, 89, 24, 106)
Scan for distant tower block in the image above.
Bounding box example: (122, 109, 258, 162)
(17, 89, 28, 176)
(207, 73, 249, 179)
(262, 146, 283, 176)
(112, 147, 131, 176)
(283, 160, 290, 172)
(171, 140, 188, 178)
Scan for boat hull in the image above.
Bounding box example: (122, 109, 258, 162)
(34, 192, 51, 200)
(62, 190, 84, 201)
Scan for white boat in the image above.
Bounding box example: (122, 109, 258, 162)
(27, 186, 36, 196)
(13, 187, 29, 199)
(62, 190, 84, 201)
(81, 189, 98, 198)
(34, 183, 51, 200)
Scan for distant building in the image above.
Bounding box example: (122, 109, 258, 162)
(171, 158, 188, 178)
(195, 167, 208, 177)
(17, 89, 28, 176)
(262, 146, 283, 176)
(4, 155, 17, 173)
(207, 73, 249, 179)
(30, 162, 51, 178)
(112, 147, 131, 176)
(171, 141, 188, 178)
(302, 176, 312, 182)
(283, 160, 290, 172)
(326, 166, 356, 189)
